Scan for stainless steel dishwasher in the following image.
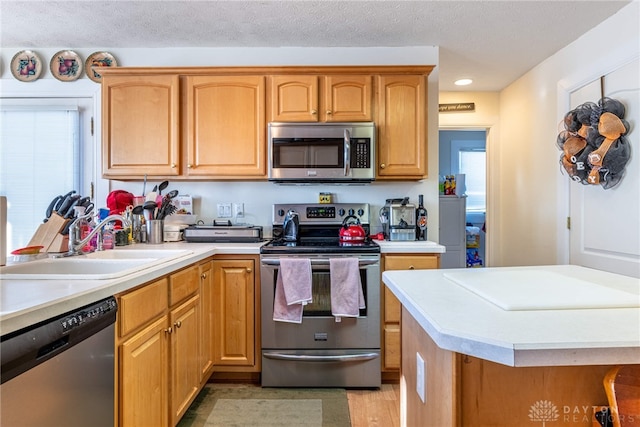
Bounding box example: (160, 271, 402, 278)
(1, 296, 117, 427)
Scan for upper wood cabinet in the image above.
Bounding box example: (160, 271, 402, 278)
(99, 66, 432, 181)
(185, 75, 266, 178)
(102, 74, 181, 177)
(269, 75, 372, 122)
(376, 75, 427, 179)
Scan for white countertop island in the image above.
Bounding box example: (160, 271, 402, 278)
(382, 264, 640, 426)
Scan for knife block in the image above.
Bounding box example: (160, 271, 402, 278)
(27, 213, 69, 253)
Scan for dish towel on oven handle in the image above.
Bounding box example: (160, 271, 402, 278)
(330, 257, 365, 320)
(273, 258, 312, 323)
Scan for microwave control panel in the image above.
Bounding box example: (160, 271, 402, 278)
(351, 139, 371, 168)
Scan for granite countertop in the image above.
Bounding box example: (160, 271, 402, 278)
(0, 241, 265, 335)
(382, 265, 640, 367)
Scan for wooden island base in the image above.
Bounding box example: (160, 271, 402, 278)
(401, 307, 615, 427)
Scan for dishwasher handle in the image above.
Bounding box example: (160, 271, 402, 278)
(1, 297, 117, 385)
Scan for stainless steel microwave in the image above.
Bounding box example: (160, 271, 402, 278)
(268, 122, 376, 183)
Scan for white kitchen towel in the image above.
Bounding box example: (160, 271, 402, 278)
(330, 258, 365, 318)
(273, 258, 312, 323)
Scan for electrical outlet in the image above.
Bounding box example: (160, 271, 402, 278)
(233, 203, 244, 218)
(416, 352, 426, 403)
(217, 203, 232, 218)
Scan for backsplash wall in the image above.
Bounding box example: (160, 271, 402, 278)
(111, 179, 435, 239)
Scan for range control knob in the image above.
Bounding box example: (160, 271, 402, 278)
(338, 208, 346, 217)
(357, 208, 364, 216)
(348, 208, 355, 216)
(277, 209, 285, 217)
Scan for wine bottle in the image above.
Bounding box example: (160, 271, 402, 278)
(416, 194, 428, 241)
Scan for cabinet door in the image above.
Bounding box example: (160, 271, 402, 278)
(185, 75, 266, 177)
(199, 260, 214, 380)
(212, 259, 255, 367)
(102, 74, 180, 177)
(269, 75, 319, 122)
(324, 75, 372, 122)
(382, 254, 439, 371)
(170, 295, 200, 426)
(119, 316, 170, 427)
(376, 75, 427, 179)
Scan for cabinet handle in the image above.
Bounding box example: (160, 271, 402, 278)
(164, 327, 173, 334)
(174, 320, 182, 328)
(311, 109, 317, 115)
(326, 110, 332, 115)
(187, 164, 193, 169)
(246, 268, 252, 273)
(170, 163, 176, 168)
(409, 265, 415, 270)
(380, 163, 386, 169)
(201, 273, 207, 279)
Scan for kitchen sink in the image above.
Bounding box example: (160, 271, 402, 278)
(0, 249, 194, 280)
(81, 249, 193, 260)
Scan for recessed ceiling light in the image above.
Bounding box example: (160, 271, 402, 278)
(454, 79, 473, 86)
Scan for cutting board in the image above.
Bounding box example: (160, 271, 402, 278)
(28, 213, 68, 252)
(444, 269, 640, 311)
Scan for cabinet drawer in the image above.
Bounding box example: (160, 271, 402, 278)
(118, 278, 169, 337)
(170, 266, 200, 306)
(384, 255, 439, 271)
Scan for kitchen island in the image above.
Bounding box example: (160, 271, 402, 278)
(382, 265, 640, 426)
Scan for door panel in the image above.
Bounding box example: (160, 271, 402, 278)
(569, 58, 640, 277)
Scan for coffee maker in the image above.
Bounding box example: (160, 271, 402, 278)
(380, 198, 416, 241)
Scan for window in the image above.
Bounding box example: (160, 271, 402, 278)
(0, 99, 94, 252)
(458, 148, 486, 212)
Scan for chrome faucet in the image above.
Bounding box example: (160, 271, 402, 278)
(67, 213, 130, 256)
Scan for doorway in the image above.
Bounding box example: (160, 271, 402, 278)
(439, 129, 487, 268)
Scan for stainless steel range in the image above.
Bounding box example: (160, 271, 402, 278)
(260, 203, 381, 388)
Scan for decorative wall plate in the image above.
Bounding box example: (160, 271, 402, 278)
(85, 51, 118, 83)
(50, 50, 83, 82)
(10, 50, 43, 82)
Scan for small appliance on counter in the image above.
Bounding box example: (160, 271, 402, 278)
(183, 220, 263, 243)
(380, 197, 416, 241)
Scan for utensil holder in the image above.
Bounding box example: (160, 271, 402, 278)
(146, 220, 164, 244)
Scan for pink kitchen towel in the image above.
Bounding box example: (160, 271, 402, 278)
(273, 258, 312, 323)
(330, 258, 365, 318)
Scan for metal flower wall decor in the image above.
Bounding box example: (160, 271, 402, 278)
(557, 97, 632, 189)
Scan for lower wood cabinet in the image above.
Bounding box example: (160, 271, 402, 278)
(116, 262, 208, 427)
(381, 254, 439, 377)
(211, 256, 260, 372)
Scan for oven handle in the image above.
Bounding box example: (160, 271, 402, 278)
(263, 352, 379, 363)
(261, 257, 379, 267)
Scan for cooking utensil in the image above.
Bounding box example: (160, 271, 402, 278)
(339, 215, 366, 243)
(63, 195, 83, 219)
(44, 195, 63, 222)
(142, 174, 147, 196)
(143, 201, 157, 220)
(132, 205, 144, 215)
(158, 180, 169, 195)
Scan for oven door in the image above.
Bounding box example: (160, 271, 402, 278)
(260, 254, 381, 387)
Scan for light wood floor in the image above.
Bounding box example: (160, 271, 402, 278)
(347, 383, 401, 427)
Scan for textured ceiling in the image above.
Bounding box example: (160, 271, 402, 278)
(0, 0, 631, 91)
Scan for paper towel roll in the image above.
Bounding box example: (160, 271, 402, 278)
(455, 174, 466, 197)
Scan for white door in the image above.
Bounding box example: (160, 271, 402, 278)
(568, 58, 640, 278)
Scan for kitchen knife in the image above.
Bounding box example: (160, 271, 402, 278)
(63, 195, 83, 219)
(55, 193, 75, 219)
(44, 195, 63, 222)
